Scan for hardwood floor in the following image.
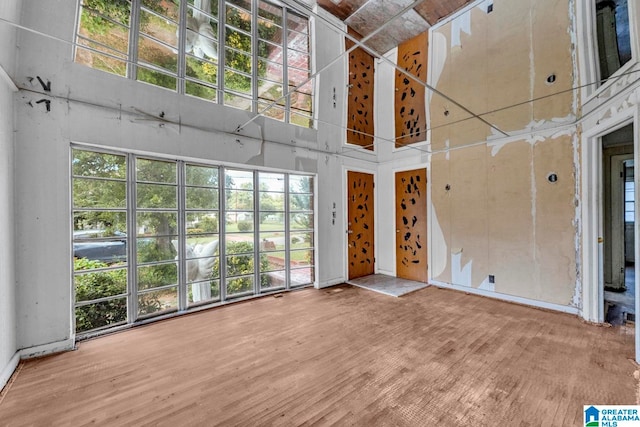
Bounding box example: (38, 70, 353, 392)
(1, 285, 637, 426)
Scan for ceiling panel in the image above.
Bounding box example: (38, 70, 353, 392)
(413, 0, 474, 24)
(318, 0, 475, 54)
(317, 0, 369, 21)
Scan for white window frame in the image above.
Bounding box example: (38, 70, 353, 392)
(74, 0, 314, 127)
(71, 145, 317, 337)
(578, 0, 640, 103)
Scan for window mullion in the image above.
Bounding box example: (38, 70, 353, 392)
(251, 0, 259, 113)
(218, 1, 226, 105)
(282, 7, 290, 123)
(219, 167, 227, 301)
(177, 0, 188, 94)
(127, 153, 138, 323)
(177, 161, 187, 310)
(253, 170, 260, 294)
(285, 174, 290, 290)
(129, 0, 141, 81)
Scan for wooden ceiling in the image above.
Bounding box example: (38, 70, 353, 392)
(318, 0, 474, 54)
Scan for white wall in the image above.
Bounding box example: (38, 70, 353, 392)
(0, 0, 20, 390)
(13, 1, 358, 352)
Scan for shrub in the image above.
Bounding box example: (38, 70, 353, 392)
(199, 215, 218, 233)
(74, 257, 163, 332)
(237, 220, 252, 232)
(212, 241, 269, 294)
(74, 258, 128, 332)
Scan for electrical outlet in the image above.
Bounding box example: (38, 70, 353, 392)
(489, 275, 495, 284)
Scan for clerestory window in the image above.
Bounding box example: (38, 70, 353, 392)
(75, 0, 314, 127)
(594, 0, 632, 82)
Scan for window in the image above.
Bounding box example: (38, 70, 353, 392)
(625, 160, 635, 222)
(75, 0, 313, 127)
(625, 181, 634, 222)
(595, 0, 632, 81)
(72, 147, 315, 334)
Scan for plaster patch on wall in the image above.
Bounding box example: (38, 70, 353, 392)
(489, 124, 577, 157)
(551, 128, 575, 140)
(478, 276, 495, 292)
(489, 139, 509, 156)
(524, 114, 576, 132)
(451, 250, 472, 287)
(431, 207, 447, 278)
(450, 11, 471, 48)
(526, 134, 545, 145)
(568, 0, 579, 116)
(530, 150, 537, 253)
(430, 32, 448, 91)
(571, 131, 582, 309)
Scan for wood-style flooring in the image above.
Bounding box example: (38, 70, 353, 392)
(1, 285, 637, 426)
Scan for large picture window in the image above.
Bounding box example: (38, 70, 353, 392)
(72, 147, 315, 335)
(75, 0, 313, 127)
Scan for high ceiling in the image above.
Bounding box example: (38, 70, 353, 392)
(317, 0, 474, 54)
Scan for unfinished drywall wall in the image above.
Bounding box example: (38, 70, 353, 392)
(430, 0, 575, 149)
(13, 1, 353, 351)
(426, 0, 578, 306)
(0, 0, 20, 390)
(429, 135, 577, 306)
(370, 0, 580, 309)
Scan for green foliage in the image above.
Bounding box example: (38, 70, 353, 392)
(74, 257, 165, 332)
(237, 220, 252, 232)
(137, 240, 177, 289)
(74, 258, 127, 332)
(198, 215, 219, 233)
(211, 241, 269, 294)
(81, 0, 132, 34)
(81, 0, 169, 33)
(223, 7, 277, 93)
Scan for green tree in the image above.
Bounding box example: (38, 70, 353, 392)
(81, 0, 168, 33)
(72, 149, 127, 236)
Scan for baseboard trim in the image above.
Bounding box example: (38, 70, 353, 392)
(19, 338, 75, 360)
(430, 280, 580, 315)
(318, 278, 345, 288)
(0, 351, 20, 392)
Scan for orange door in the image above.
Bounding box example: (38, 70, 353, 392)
(347, 171, 375, 279)
(346, 28, 375, 150)
(395, 32, 427, 148)
(395, 169, 427, 282)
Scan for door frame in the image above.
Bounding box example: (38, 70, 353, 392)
(581, 112, 640, 362)
(343, 166, 378, 280)
(392, 163, 429, 278)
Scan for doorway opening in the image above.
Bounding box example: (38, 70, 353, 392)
(602, 124, 635, 325)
